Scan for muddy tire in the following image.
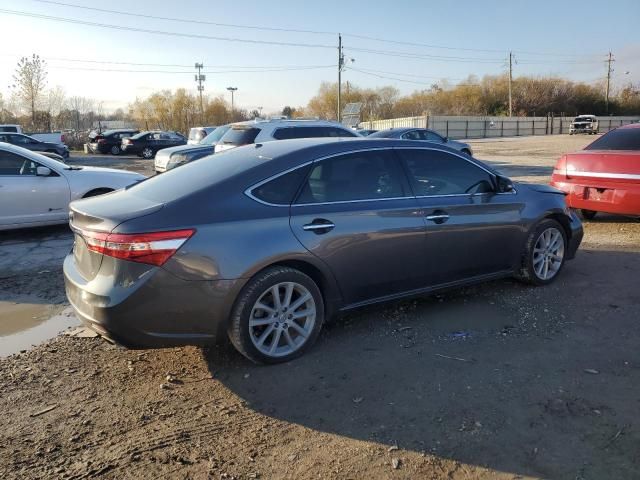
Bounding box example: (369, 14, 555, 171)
(228, 266, 324, 364)
(515, 219, 567, 286)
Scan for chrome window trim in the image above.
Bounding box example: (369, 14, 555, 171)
(244, 145, 517, 207)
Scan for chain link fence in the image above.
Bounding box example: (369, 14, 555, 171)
(358, 115, 640, 140)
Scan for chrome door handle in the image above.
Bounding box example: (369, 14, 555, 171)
(303, 219, 335, 234)
(425, 214, 449, 221)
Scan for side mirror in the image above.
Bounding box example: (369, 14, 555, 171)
(496, 175, 514, 193)
(36, 166, 52, 177)
(443, 137, 449, 143)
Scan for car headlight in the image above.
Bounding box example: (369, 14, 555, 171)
(167, 153, 187, 166)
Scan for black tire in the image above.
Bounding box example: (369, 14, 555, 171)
(514, 218, 568, 286)
(579, 209, 597, 220)
(83, 188, 113, 198)
(228, 266, 324, 364)
(110, 145, 121, 155)
(141, 147, 154, 159)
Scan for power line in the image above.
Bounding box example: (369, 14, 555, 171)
(30, 0, 336, 35)
(352, 67, 468, 81)
(46, 65, 335, 74)
(346, 47, 504, 63)
(0, 9, 336, 49)
(28, 0, 606, 59)
(348, 67, 479, 87)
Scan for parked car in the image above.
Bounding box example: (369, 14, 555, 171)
(357, 129, 379, 136)
(0, 125, 66, 144)
(89, 129, 140, 155)
(64, 138, 582, 364)
(154, 125, 231, 173)
(368, 128, 473, 155)
(0, 143, 145, 230)
(188, 126, 217, 145)
(550, 123, 640, 218)
(0, 132, 69, 158)
(214, 119, 359, 153)
(570, 115, 599, 135)
(121, 131, 187, 159)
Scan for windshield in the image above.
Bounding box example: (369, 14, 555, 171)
(130, 131, 151, 140)
(574, 117, 594, 122)
(584, 128, 640, 151)
(200, 125, 231, 145)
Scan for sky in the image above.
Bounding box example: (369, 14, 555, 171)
(0, 0, 639, 114)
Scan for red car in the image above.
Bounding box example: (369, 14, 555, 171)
(550, 124, 640, 219)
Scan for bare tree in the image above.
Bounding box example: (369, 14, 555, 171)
(45, 86, 66, 131)
(12, 54, 47, 128)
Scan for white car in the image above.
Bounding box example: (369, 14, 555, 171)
(0, 143, 145, 231)
(214, 119, 359, 153)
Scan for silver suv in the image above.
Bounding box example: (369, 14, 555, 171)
(214, 119, 359, 153)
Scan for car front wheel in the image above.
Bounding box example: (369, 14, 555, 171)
(110, 145, 121, 155)
(515, 219, 567, 286)
(228, 266, 324, 364)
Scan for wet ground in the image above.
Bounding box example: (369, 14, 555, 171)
(0, 135, 639, 479)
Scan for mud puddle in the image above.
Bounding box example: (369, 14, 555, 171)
(0, 299, 78, 356)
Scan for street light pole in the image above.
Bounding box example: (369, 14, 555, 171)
(227, 87, 238, 118)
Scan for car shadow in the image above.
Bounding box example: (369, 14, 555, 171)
(202, 248, 640, 479)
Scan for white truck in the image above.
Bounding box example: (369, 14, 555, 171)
(0, 124, 67, 144)
(569, 115, 599, 135)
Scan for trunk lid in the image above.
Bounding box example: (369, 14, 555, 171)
(565, 150, 640, 183)
(69, 192, 164, 280)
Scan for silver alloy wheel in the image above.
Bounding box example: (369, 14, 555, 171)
(142, 147, 153, 159)
(249, 282, 316, 358)
(111, 145, 120, 155)
(533, 227, 565, 280)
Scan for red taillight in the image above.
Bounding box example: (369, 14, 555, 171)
(82, 229, 195, 266)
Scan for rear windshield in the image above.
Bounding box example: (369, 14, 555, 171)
(219, 126, 261, 146)
(200, 125, 231, 145)
(585, 128, 640, 151)
(0, 126, 19, 133)
(273, 126, 357, 140)
(128, 145, 269, 203)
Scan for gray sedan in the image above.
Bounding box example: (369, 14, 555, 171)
(369, 127, 473, 155)
(64, 138, 582, 364)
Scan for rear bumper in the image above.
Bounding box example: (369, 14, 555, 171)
(63, 254, 243, 349)
(551, 179, 640, 216)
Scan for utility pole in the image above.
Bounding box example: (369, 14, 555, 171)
(508, 51, 513, 117)
(605, 51, 614, 114)
(337, 33, 344, 123)
(195, 63, 205, 122)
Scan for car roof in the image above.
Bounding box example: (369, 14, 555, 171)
(619, 123, 640, 130)
(229, 119, 350, 128)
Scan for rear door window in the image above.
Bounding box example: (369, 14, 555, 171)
(296, 149, 407, 204)
(220, 127, 261, 146)
(396, 149, 494, 196)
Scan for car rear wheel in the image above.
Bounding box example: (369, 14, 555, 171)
(515, 219, 567, 286)
(110, 145, 121, 155)
(228, 266, 324, 364)
(142, 147, 154, 159)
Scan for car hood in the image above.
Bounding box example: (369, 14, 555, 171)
(157, 144, 214, 156)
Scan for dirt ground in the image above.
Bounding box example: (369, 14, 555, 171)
(1, 135, 639, 480)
